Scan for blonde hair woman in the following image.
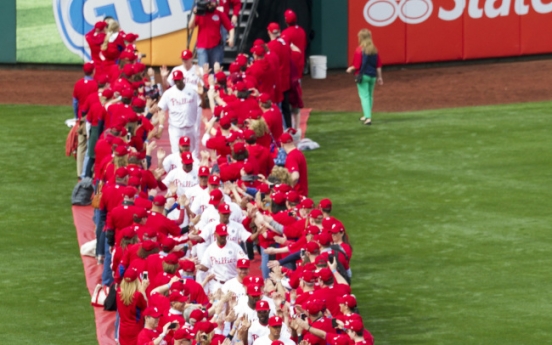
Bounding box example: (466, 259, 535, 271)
(247, 117, 271, 148)
(346, 29, 383, 125)
(116, 268, 148, 345)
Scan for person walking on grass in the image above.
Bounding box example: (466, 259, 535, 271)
(347, 29, 383, 126)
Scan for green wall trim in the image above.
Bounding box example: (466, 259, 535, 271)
(0, 0, 17, 63)
(311, 0, 348, 68)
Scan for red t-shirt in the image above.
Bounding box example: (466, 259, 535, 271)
(262, 106, 283, 141)
(73, 78, 98, 119)
(137, 327, 162, 345)
(285, 148, 308, 196)
(282, 25, 307, 59)
(146, 211, 182, 241)
(196, 10, 233, 49)
(86, 100, 106, 126)
(85, 29, 106, 64)
(116, 290, 147, 345)
(246, 58, 276, 101)
(267, 38, 291, 92)
(265, 51, 282, 103)
(246, 144, 274, 177)
(106, 206, 145, 246)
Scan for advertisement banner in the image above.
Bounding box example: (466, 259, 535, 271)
(17, 0, 197, 66)
(348, 0, 552, 65)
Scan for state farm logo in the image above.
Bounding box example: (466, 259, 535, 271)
(364, 0, 552, 26)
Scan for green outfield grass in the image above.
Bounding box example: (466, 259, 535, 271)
(17, 0, 82, 63)
(1, 102, 552, 344)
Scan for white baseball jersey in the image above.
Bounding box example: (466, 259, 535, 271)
(194, 197, 245, 226)
(158, 85, 199, 128)
(190, 187, 210, 216)
(162, 152, 200, 174)
(235, 296, 277, 323)
(253, 334, 295, 345)
(200, 241, 247, 282)
(199, 220, 251, 247)
(248, 321, 293, 345)
(162, 167, 199, 197)
(221, 277, 247, 300)
(167, 65, 204, 89)
(185, 184, 209, 212)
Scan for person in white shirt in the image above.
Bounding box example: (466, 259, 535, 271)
(252, 316, 295, 345)
(192, 183, 244, 227)
(234, 284, 277, 323)
(197, 224, 247, 293)
(162, 152, 199, 197)
(184, 166, 210, 210)
(162, 136, 199, 173)
(247, 302, 292, 345)
(158, 69, 200, 156)
(222, 258, 250, 300)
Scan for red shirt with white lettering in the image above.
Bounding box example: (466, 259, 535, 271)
(196, 10, 233, 49)
(285, 148, 309, 196)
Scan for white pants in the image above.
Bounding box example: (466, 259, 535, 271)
(168, 125, 198, 157)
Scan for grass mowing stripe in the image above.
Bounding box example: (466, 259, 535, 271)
(0, 105, 96, 345)
(304, 103, 552, 344)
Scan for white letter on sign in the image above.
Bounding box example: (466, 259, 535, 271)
(485, 0, 511, 18)
(532, 0, 552, 13)
(439, 0, 465, 20)
(514, 0, 529, 14)
(468, 0, 484, 18)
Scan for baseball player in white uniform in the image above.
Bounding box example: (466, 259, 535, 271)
(162, 136, 199, 173)
(234, 285, 277, 323)
(196, 203, 254, 247)
(158, 70, 200, 156)
(222, 258, 250, 299)
(252, 316, 295, 345)
(248, 312, 293, 345)
(198, 224, 247, 293)
(162, 152, 199, 197)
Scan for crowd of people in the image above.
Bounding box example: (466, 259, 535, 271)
(71, 2, 374, 345)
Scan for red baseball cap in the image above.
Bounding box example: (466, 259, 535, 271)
(271, 341, 285, 345)
(286, 191, 300, 203)
(253, 38, 265, 46)
(215, 224, 229, 236)
(233, 142, 246, 154)
(189, 309, 204, 321)
(250, 45, 266, 57)
(310, 209, 323, 218)
(141, 227, 157, 240)
(303, 299, 324, 315)
(102, 88, 114, 99)
(330, 220, 345, 234)
(249, 108, 263, 120)
(229, 62, 240, 73)
(344, 319, 364, 333)
(193, 321, 217, 334)
(163, 253, 180, 265)
(270, 192, 286, 205)
(279, 132, 293, 144)
(242, 129, 256, 141)
(314, 254, 328, 266)
(317, 268, 333, 282)
(306, 225, 320, 235)
(134, 62, 146, 73)
(114, 145, 129, 157)
(142, 240, 158, 251)
(169, 290, 189, 303)
(284, 9, 297, 24)
(305, 241, 319, 254)
(236, 258, 250, 268)
(300, 198, 314, 209)
(123, 268, 139, 282)
(181, 49, 193, 60)
(275, 184, 291, 193)
(215, 71, 227, 83)
(115, 167, 129, 178)
(198, 166, 210, 177)
(234, 81, 247, 92)
(143, 306, 163, 318)
(131, 97, 146, 108)
(174, 328, 195, 340)
(301, 270, 317, 283)
(208, 175, 221, 186)
(235, 54, 248, 66)
(152, 195, 166, 206)
(267, 22, 280, 33)
(258, 183, 270, 194)
(255, 300, 270, 311)
(161, 237, 176, 251)
(121, 87, 134, 99)
(209, 189, 223, 205)
(181, 152, 194, 165)
(318, 232, 332, 246)
(94, 21, 107, 30)
(96, 74, 109, 85)
(319, 198, 332, 209)
(268, 316, 283, 327)
(123, 64, 134, 77)
(179, 136, 191, 147)
(219, 114, 232, 128)
(124, 33, 139, 43)
(121, 227, 136, 239)
(83, 62, 95, 74)
(243, 276, 264, 286)
(172, 70, 184, 81)
(258, 93, 271, 103)
(217, 203, 231, 214)
(179, 259, 196, 272)
(134, 208, 148, 219)
(247, 284, 262, 296)
(337, 294, 357, 308)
